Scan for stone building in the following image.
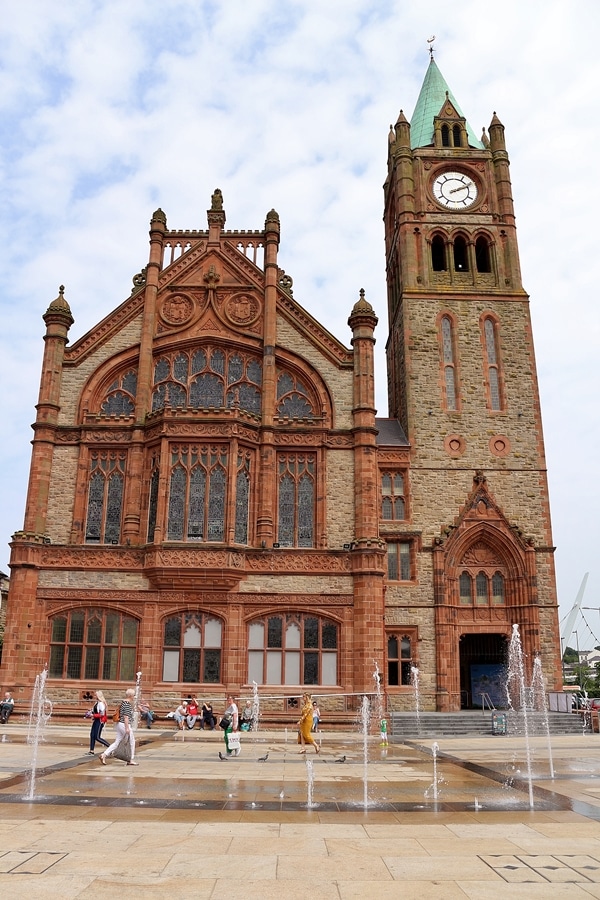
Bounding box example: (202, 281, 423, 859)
(1, 59, 561, 715)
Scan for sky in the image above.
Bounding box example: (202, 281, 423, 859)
(0, 0, 598, 649)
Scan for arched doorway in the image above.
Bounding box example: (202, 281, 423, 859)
(459, 633, 508, 709)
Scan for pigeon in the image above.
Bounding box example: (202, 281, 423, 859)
(257, 753, 269, 762)
(218, 751, 228, 761)
(334, 755, 346, 763)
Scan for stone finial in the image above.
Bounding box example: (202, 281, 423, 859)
(151, 208, 167, 225)
(352, 288, 374, 314)
(481, 127, 490, 148)
(211, 189, 224, 210)
(44, 285, 74, 328)
(473, 469, 487, 485)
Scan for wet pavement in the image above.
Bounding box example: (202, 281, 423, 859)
(2, 721, 600, 896)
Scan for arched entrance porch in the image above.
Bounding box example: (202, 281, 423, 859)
(459, 632, 508, 709)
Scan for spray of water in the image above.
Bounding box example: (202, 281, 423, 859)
(360, 694, 370, 809)
(531, 655, 555, 779)
(133, 671, 143, 731)
(410, 666, 421, 734)
(506, 624, 534, 809)
(251, 681, 260, 732)
(25, 669, 53, 800)
(305, 758, 315, 808)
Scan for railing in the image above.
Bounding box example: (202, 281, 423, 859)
(480, 692, 496, 713)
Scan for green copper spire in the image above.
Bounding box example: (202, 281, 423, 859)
(410, 58, 483, 150)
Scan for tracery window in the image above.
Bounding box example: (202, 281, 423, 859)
(99, 369, 137, 416)
(248, 614, 338, 685)
(85, 451, 126, 544)
(276, 371, 316, 419)
(151, 346, 262, 415)
(167, 444, 228, 542)
(277, 453, 315, 547)
(387, 541, 412, 581)
(381, 472, 406, 520)
(387, 632, 416, 686)
(440, 315, 458, 410)
(162, 613, 222, 683)
(49, 609, 138, 681)
(483, 316, 503, 410)
(458, 570, 505, 606)
(146, 451, 160, 542)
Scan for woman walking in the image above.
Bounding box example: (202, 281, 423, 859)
(297, 693, 320, 754)
(88, 690, 109, 754)
(222, 695, 239, 756)
(100, 688, 138, 766)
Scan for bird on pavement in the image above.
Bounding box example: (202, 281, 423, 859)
(335, 755, 346, 763)
(258, 752, 269, 762)
(218, 751, 228, 761)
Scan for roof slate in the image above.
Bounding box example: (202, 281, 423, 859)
(410, 58, 483, 150)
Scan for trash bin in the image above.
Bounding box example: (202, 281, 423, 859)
(491, 712, 506, 735)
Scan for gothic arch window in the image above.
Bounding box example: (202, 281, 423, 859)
(482, 316, 503, 410)
(475, 236, 492, 273)
(277, 453, 315, 547)
(99, 369, 137, 416)
(440, 314, 458, 410)
(162, 613, 222, 683)
(146, 452, 160, 542)
(151, 346, 262, 415)
(456, 541, 507, 606)
(276, 371, 317, 419)
(85, 452, 126, 544)
(49, 609, 138, 681)
(452, 124, 463, 147)
(247, 614, 338, 685)
(441, 124, 450, 147)
(453, 235, 469, 272)
(381, 472, 406, 520)
(387, 631, 416, 686)
(167, 445, 229, 542)
(431, 234, 447, 271)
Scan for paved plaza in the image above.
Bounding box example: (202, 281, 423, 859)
(2, 720, 600, 896)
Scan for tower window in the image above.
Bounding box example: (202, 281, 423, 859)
(453, 236, 469, 271)
(475, 236, 492, 273)
(387, 631, 416, 686)
(483, 317, 503, 411)
(381, 472, 406, 520)
(441, 124, 450, 147)
(431, 234, 447, 271)
(440, 315, 458, 410)
(452, 124, 462, 147)
(387, 542, 412, 581)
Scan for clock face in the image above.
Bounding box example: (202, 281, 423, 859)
(432, 171, 478, 209)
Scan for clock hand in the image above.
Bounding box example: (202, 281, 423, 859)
(449, 182, 472, 194)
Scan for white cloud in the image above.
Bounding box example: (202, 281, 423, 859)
(1, 0, 598, 645)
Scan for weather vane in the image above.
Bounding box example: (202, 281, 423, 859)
(427, 35, 436, 60)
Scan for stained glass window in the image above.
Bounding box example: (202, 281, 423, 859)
(85, 452, 126, 544)
(276, 371, 316, 418)
(235, 454, 250, 544)
(165, 445, 238, 544)
(99, 369, 138, 416)
(277, 454, 315, 548)
(387, 542, 411, 581)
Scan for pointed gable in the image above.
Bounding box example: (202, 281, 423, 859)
(410, 58, 483, 150)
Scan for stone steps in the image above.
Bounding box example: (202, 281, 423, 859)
(390, 710, 588, 738)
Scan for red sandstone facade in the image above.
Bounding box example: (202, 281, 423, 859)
(1, 61, 562, 716)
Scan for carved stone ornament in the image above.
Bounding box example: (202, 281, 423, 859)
(224, 292, 260, 326)
(160, 293, 194, 326)
(461, 541, 499, 567)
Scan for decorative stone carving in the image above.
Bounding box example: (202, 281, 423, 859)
(224, 292, 260, 326)
(161, 293, 194, 325)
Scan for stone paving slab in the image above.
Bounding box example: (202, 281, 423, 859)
(2, 725, 600, 895)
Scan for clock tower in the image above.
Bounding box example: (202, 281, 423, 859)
(383, 56, 561, 709)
